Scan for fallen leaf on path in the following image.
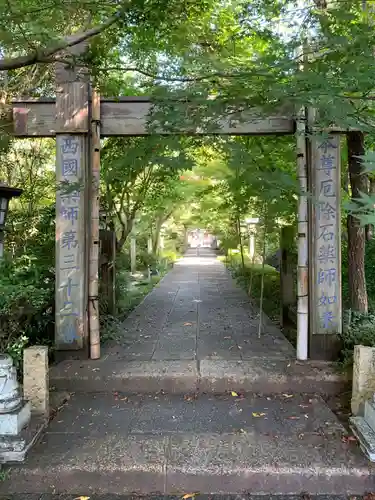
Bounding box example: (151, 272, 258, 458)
(184, 322, 193, 326)
(282, 394, 293, 398)
(231, 391, 239, 397)
(182, 493, 198, 499)
(184, 393, 198, 402)
(341, 435, 357, 443)
(252, 412, 266, 417)
(235, 393, 245, 400)
(74, 497, 90, 500)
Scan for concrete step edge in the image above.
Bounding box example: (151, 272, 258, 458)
(4, 462, 373, 495)
(50, 358, 349, 395)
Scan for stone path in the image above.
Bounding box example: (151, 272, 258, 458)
(106, 247, 294, 361)
(50, 249, 345, 394)
(2, 248, 373, 496)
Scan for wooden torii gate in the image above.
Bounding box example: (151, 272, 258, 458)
(8, 50, 343, 361)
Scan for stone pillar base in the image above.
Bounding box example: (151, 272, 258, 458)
(0, 412, 46, 463)
(350, 416, 375, 462)
(0, 400, 30, 436)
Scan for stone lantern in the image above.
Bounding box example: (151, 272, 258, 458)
(0, 181, 23, 258)
(0, 182, 31, 462)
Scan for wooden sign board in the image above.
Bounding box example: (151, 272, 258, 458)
(310, 134, 342, 340)
(55, 135, 87, 349)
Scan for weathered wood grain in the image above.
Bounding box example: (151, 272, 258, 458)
(11, 98, 294, 136)
(12, 98, 360, 137)
(55, 45, 89, 351)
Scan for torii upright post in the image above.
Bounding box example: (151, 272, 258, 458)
(55, 43, 90, 351)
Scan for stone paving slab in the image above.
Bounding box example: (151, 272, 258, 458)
(1, 393, 374, 495)
(101, 248, 295, 363)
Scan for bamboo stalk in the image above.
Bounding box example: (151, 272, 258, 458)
(296, 105, 309, 360)
(89, 88, 101, 360)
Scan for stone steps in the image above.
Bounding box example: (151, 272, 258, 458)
(1, 496, 365, 500)
(50, 359, 349, 396)
(1, 392, 373, 496)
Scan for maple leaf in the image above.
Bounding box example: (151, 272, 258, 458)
(231, 391, 238, 396)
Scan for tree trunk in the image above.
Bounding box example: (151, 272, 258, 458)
(365, 177, 375, 241)
(347, 131, 368, 313)
(116, 218, 133, 251)
(237, 216, 245, 270)
(152, 214, 164, 253)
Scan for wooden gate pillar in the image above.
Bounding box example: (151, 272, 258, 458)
(55, 42, 90, 350)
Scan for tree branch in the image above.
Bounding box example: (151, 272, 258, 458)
(0, 14, 120, 71)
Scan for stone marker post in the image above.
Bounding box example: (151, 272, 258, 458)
(351, 345, 375, 416)
(23, 346, 49, 416)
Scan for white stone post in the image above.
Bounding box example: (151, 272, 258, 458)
(131, 236, 136, 273)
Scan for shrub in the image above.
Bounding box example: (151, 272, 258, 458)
(339, 310, 375, 367)
(0, 205, 55, 367)
(224, 253, 281, 321)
